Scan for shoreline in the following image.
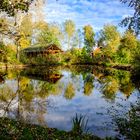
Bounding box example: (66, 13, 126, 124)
(0, 117, 102, 140)
(0, 63, 132, 71)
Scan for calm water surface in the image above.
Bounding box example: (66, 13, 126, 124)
(0, 66, 139, 138)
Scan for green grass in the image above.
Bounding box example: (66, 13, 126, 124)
(72, 114, 89, 135)
(0, 117, 102, 140)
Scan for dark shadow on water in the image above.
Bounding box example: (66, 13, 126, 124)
(20, 67, 63, 84)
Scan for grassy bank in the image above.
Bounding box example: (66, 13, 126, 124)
(0, 118, 101, 140)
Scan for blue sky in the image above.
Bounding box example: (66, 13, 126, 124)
(44, 0, 134, 32)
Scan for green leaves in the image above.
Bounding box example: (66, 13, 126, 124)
(83, 25, 95, 53)
(99, 24, 120, 51)
(37, 23, 61, 47)
(64, 20, 76, 49)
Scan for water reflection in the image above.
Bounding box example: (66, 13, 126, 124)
(0, 66, 139, 138)
(21, 67, 63, 83)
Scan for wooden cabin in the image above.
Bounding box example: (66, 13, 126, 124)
(23, 44, 63, 57)
(21, 72, 63, 84)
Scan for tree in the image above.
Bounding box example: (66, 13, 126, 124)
(115, 30, 137, 64)
(0, 0, 34, 16)
(64, 20, 75, 49)
(37, 26, 61, 47)
(48, 22, 64, 45)
(0, 17, 10, 42)
(14, 13, 34, 60)
(71, 31, 79, 48)
(18, 14, 33, 49)
(120, 0, 140, 35)
(64, 82, 75, 100)
(77, 29, 83, 48)
(83, 74, 94, 96)
(120, 30, 137, 50)
(99, 24, 120, 52)
(83, 25, 95, 53)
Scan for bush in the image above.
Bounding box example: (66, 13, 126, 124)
(0, 42, 17, 64)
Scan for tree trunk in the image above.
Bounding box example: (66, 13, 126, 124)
(68, 36, 70, 50)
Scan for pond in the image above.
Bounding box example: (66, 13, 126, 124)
(0, 66, 139, 138)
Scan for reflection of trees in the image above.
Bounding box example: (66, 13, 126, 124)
(37, 80, 63, 98)
(83, 74, 94, 96)
(111, 99, 140, 140)
(0, 75, 4, 84)
(0, 86, 16, 116)
(120, 83, 134, 98)
(64, 82, 75, 100)
(0, 66, 66, 124)
(131, 71, 140, 91)
(0, 66, 139, 126)
(70, 66, 136, 100)
(118, 70, 135, 98)
(0, 73, 49, 125)
(94, 68, 135, 101)
(100, 76, 119, 101)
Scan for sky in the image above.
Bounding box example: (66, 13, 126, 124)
(44, 0, 134, 33)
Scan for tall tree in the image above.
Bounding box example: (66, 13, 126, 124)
(64, 20, 75, 49)
(77, 29, 83, 48)
(99, 24, 120, 52)
(48, 22, 64, 44)
(83, 25, 95, 53)
(18, 14, 33, 48)
(37, 25, 61, 47)
(120, 0, 140, 35)
(120, 30, 137, 50)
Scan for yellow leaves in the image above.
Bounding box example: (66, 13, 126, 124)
(103, 76, 119, 96)
(121, 31, 137, 50)
(20, 14, 33, 36)
(64, 82, 75, 100)
(64, 20, 75, 37)
(101, 24, 121, 52)
(6, 44, 16, 52)
(18, 36, 30, 49)
(0, 86, 15, 102)
(83, 25, 94, 40)
(20, 77, 30, 87)
(34, 21, 48, 31)
(84, 82, 93, 96)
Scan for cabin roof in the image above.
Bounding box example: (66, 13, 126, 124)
(23, 44, 63, 52)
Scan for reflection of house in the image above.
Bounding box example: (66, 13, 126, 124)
(21, 72, 63, 84)
(0, 75, 4, 84)
(23, 44, 63, 57)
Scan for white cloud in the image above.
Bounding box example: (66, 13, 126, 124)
(44, 0, 134, 32)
